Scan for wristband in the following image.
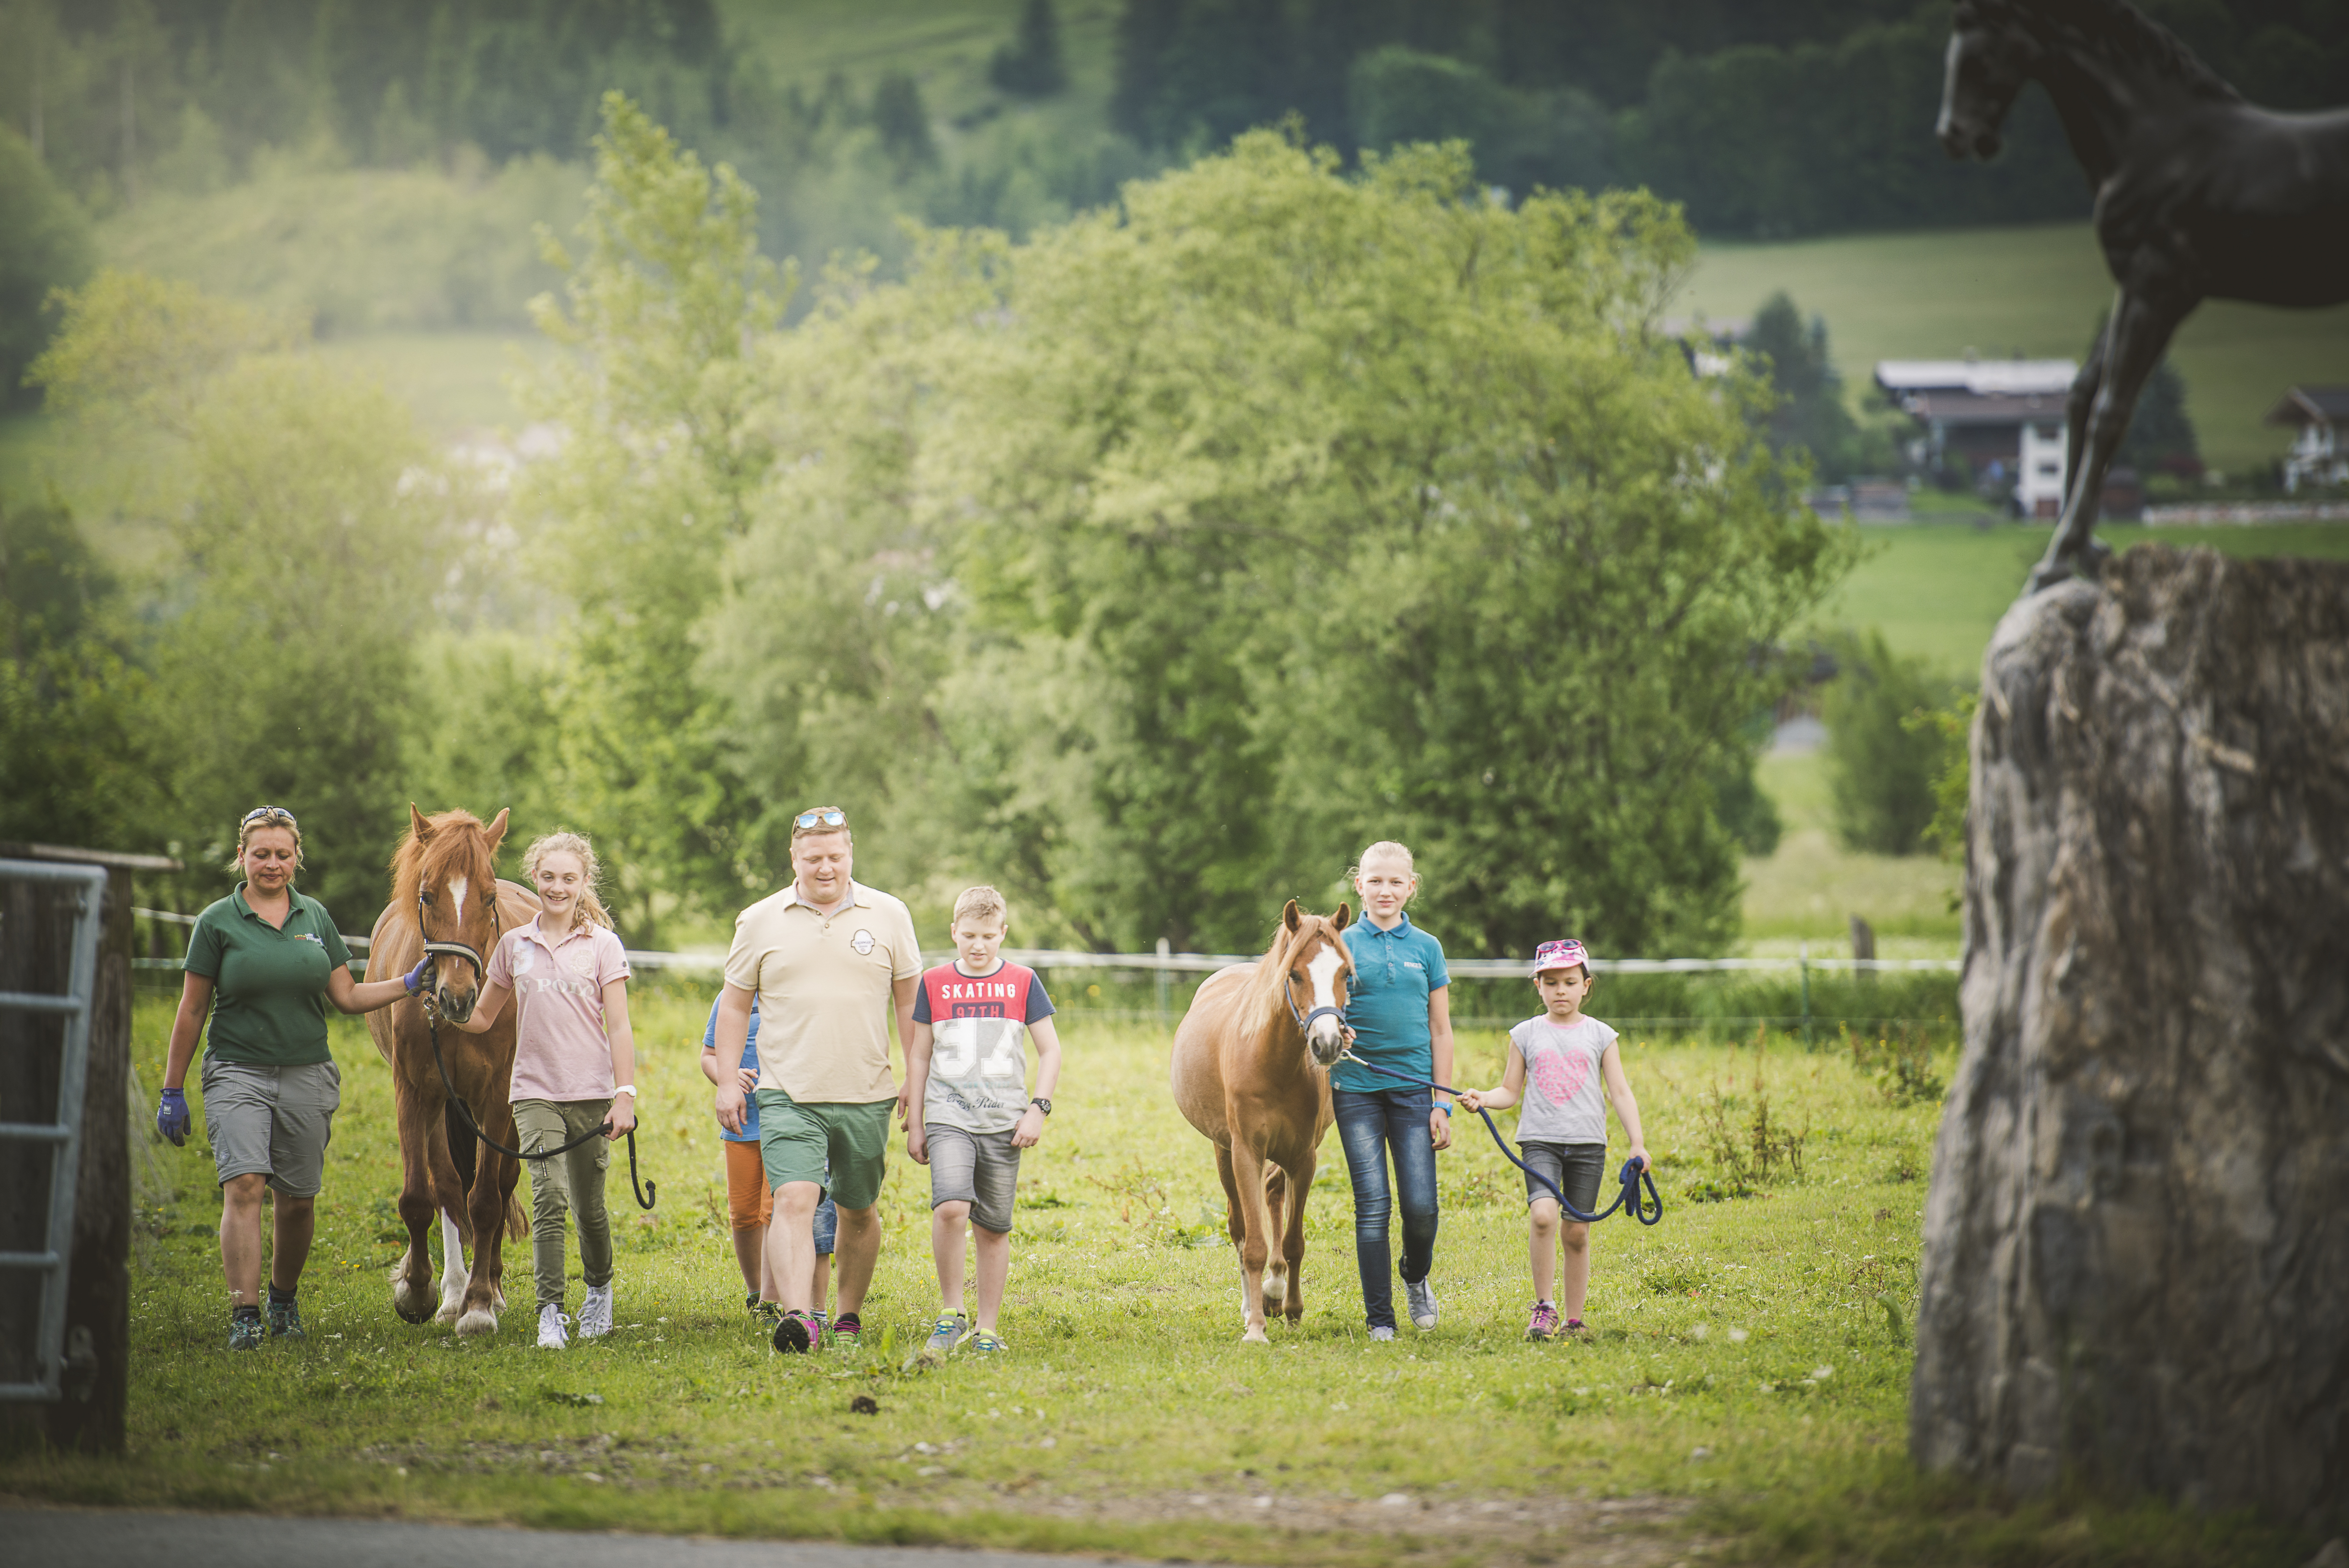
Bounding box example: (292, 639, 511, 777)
(613, 1085, 637, 1097)
(1030, 1096, 1053, 1117)
(1434, 1102, 1453, 1116)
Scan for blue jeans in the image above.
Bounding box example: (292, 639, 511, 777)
(1333, 1087, 1439, 1330)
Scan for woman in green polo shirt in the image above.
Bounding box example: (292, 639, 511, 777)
(154, 807, 427, 1350)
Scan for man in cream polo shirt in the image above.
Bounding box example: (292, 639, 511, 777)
(712, 807, 921, 1353)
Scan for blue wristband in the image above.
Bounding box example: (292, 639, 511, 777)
(1434, 1102, 1453, 1116)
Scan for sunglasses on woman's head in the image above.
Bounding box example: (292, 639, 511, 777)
(795, 809, 846, 831)
(242, 806, 297, 828)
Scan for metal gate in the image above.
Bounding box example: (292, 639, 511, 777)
(0, 858, 108, 1401)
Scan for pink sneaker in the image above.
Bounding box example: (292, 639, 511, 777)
(1526, 1302, 1562, 1341)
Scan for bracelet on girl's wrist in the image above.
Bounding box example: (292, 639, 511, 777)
(1434, 1102, 1453, 1116)
(614, 1085, 637, 1098)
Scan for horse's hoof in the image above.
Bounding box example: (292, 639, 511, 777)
(392, 1281, 435, 1324)
(1261, 1272, 1287, 1307)
(455, 1307, 498, 1337)
(1241, 1327, 1269, 1344)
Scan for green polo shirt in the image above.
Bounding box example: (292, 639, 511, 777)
(183, 885, 353, 1068)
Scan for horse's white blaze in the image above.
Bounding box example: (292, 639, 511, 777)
(1304, 941, 1345, 1047)
(446, 875, 468, 919)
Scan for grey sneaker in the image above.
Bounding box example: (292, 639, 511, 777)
(1367, 1324, 1396, 1342)
(919, 1312, 970, 1365)
(1405, 1277, 1438, 1330)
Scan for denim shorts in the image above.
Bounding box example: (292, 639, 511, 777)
(1519, 1140, 1606, 1214)
(925, 1123, 1020, 1234)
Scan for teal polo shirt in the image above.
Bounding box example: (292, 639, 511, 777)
(1334, 913, 1449, 1094)
(183, 884, 353, 1068)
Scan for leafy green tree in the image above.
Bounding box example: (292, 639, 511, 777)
(1740, 290, 1901, 484)
(991, 0, 1070, 99)
(905, 135, 1850, 954)
(30, 270, 453, 926)
(871, 71, 939, 180)
(517, 92, 788, 942)
(1823, 629, 1961, 857)
(0, 123, 93, 408)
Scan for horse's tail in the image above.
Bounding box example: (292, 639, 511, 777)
(505, 1192, 528, 1241)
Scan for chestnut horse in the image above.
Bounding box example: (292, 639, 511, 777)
(1171, 900, 1354, 1343)
(363, 806, 537, 1333)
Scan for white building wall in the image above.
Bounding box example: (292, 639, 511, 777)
(2017, 419, 2068, 516)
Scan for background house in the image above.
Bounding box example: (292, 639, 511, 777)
(2266, 385, 2349, 492)
(1877, 358, 2076, 515)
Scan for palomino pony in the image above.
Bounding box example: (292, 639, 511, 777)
(363, 806, 538, 1333)
(1937, 0, 2349, 593)
(1171, 900, 1354, 1343)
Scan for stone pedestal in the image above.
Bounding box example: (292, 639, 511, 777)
(1912, 546, 2349, 1523)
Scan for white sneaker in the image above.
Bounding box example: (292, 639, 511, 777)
(1405, 1278, 1439, 1330)
(1367, 1325, 1396, 1342)
(578, 1283, 614, 1340)
(537, 1303, 570, 1349)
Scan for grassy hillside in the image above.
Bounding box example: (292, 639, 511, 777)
(1681, 222, 2349, 478)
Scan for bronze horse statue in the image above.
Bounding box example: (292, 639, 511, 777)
(1938, 0, 2349, 592)
(1171, 900, 1354, 1343)
(364, 806, 537, 1332)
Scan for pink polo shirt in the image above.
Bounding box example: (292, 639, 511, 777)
(486, 916, 631, 1103)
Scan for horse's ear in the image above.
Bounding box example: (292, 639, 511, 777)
(482, 808, 510, 857)
(1333, 902, 1352, 930)
(409, 803, 430, 841)
(1281, 898, 1302, 933)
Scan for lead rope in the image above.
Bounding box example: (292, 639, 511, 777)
(1333, 1047, 1661, 1227)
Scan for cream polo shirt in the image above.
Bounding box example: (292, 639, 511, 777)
(723, 879, 922, 1104)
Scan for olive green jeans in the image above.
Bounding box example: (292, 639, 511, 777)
(511, 1098, 613, 1311)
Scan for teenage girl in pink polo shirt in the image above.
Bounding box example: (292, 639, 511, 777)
(450, 831, 638, 1349)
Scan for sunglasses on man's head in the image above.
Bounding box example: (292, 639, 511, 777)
(795, 809, 846, 831)
(243, 806, 297, 828)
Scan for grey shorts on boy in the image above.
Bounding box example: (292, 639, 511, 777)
(925, 1124, 1020, 1234)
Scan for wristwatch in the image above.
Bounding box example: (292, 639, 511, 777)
(1030, 1097, 1053, 1117)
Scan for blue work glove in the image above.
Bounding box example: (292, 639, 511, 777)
(402, 956, 431, 997)
(156, 1088, 190, 1147)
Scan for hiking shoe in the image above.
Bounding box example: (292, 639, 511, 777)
(1526, 1302, 1562, 1341)
(537, 1303, 571, 1350)
(578, 1283, 614, 1340)
(968, 1331, 1007, 1354)
(751, 1300, 783, 1324)
(811, 1310, 830, 1339)
(1367, 1325, 1396, 1342)
(266, 1297, 305, 1340)
(1405, 1278, 1439, 1330)
(1563, 1317, 1589, 1338)
(772, 1310, 818, 1354)
(831, 1311, 860, 1345)
(227, 1312, 264, 1352)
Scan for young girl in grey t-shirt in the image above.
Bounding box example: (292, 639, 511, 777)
(1458, 939, 1649, 1341)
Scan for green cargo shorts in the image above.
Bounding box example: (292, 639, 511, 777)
(754, 1089, 894, 1210)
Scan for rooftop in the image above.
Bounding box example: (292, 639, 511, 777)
(2265, 385, 2349, 426)
(1876, 359, 2079, 397)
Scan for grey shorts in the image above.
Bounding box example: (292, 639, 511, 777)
(1519, 1140, 1606, 1215)
(201, 1057, 342, 1198)
(925, 1123, 1020, 1234)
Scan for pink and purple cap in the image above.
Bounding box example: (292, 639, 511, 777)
(1533, 938, 1591, 977)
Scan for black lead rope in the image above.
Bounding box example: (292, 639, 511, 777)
(426, 1012, 656, 1210)
(1335, 1049, 1662, 1227)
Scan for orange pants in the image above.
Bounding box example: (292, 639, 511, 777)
(724, 1139, 774, 1232)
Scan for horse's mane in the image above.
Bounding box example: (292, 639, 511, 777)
(1999, 0, 2242, 103)
(1239, 911, 1349, 1027)
(388, 808, 498, 914)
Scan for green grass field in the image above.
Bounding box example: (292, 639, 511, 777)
(1, 989, 2309, 1565)
(1682, 222, 2349, 478)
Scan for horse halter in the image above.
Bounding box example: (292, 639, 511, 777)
(1281, 959, 1348, 1039)
(416, 882, 499, 986)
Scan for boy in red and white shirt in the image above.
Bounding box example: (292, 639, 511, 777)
(904, 886, 1062, 1360)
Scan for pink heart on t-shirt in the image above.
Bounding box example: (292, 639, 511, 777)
(1532, 1046, 1589, 1106)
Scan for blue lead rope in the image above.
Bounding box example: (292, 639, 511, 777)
(1334, 1049, 1663, 1227)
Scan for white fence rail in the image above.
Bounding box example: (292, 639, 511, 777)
(132, 908, 1956, 976)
